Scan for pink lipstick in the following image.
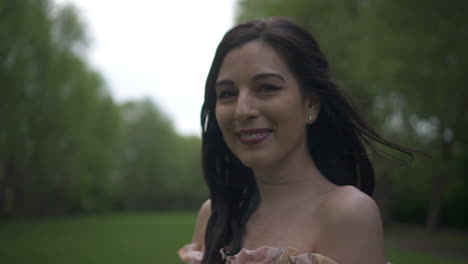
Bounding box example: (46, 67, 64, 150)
(235, 128, 272, 145)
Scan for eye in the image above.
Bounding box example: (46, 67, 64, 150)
(217, 90, 237, 99)
(259, 84, 281, 93)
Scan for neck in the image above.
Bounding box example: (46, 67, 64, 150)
(252, 150, 333, 208)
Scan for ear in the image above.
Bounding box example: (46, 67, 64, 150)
(304, 95, 320, 124)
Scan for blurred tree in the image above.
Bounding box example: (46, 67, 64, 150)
(0, 0, 207, 217)
(360, 0, 468, 231)
(119, 99, 176, 210)
(119, 99, 205, 211)
(0, 0, 121, 217)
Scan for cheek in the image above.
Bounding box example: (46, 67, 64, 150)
(274, 104, 308, 137)
(215, 105, 233, 134)
(215, 106, 238, 154)
(271, 98, 307, 124)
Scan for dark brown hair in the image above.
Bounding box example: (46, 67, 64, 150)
(200, 17, 411, 263)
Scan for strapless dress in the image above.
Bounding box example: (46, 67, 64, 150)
(179, 243, 391, 264)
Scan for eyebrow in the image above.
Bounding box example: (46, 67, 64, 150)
(252, 72, 286, 82)
(216, 72, 286, 88)
(215, 79, 235, 87)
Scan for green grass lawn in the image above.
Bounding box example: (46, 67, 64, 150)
(386, 247, 465, 264)
(0, 212, 195, 264)
(0, 212, 465, 264)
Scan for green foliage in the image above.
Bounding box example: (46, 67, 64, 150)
(0, 0, 121, 217)
(118, 100, 206, 211)
(358, 0, 468, 229)
(0, 0, 207, 218)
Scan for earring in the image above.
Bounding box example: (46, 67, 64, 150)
(307, 114, 313, 122)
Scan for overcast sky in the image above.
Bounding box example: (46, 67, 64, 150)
(56, 0, 237, 136)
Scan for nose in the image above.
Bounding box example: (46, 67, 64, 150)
(234, 89, 258, 121)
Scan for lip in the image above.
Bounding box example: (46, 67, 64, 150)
(235, 128, 272, 145)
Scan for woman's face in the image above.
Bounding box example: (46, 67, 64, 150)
(215, 41, 319, 169)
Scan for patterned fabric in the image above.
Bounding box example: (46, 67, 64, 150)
(222, 246, 337, 264)
(178, 243, 391, 264)
(179, 243, 338, 264)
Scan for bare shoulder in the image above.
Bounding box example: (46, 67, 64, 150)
(315, 185, 385, 264)
(192, 199, 211, 250)
(321, 185, 381, 221)
(198, 199, 212, 221)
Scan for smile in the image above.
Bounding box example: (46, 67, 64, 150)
(235, 128, 272, 145)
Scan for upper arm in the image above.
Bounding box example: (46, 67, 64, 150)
(316, 186, 386, 264)
(192, 199, 211, 251)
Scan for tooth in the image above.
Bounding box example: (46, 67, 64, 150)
(242, 133, 264, 139)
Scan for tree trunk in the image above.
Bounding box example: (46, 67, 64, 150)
(0, 159, 15, 217)
(426, 137, 452, 232)
(0, 162, 5, 216)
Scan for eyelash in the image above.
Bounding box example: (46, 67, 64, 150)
(216, 84, 282, 100)
(259, 84, 282, 92)
(217, 90, 237, 99)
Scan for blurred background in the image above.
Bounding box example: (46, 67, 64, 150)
(0, 0, 467, 263)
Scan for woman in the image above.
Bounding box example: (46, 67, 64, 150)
(179, 17, 408, 264)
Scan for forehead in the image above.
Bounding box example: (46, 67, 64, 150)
(217, 40, 294, 82)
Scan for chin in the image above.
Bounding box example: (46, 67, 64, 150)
(237, 152, 276, 169)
